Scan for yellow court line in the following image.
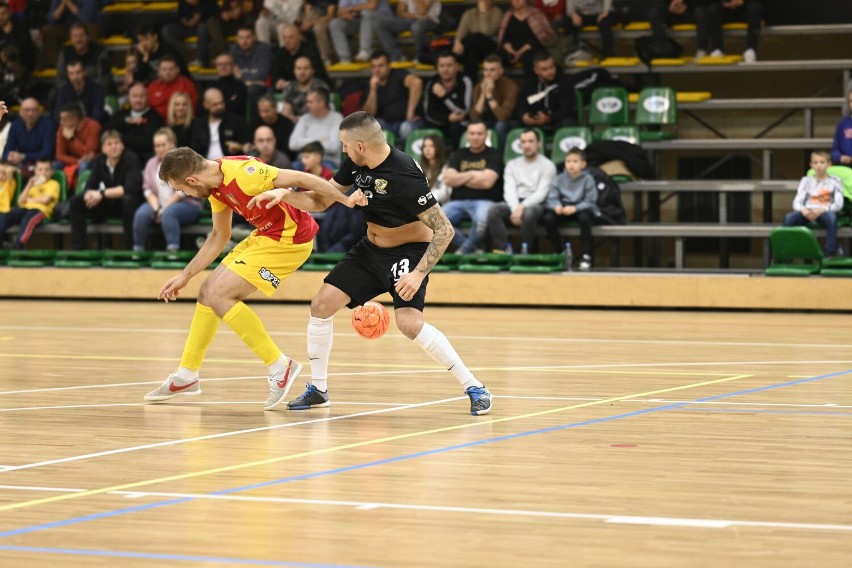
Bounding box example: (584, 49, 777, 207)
(0, 374, 752, 513)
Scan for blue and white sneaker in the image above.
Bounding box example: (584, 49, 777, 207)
(465, 385, 492, 415)
(287, 383, 330, 410)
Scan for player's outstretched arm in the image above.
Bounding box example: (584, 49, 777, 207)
(248, 186, 367, 212)
(273, 169, 353, 207)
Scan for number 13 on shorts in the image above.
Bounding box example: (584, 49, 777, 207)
(389, 259, 410, 282)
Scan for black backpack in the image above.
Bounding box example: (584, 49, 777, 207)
(587, 166, 627, 225)
(633, 35, 684, 66)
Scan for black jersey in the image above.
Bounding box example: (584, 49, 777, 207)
(333, 146, 438, 228)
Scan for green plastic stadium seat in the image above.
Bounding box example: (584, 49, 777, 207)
(588, 87, 629, 128)
(404, 128, 444, 161)
(7, 249, 56, 267)
(601, 126, 641, 145)
(765, 226, 823, 276)
(503, 127, 545, 162)
(510, 253, 566, 273)
(551, 127, 592, 163)
(635, 87, 677, 141)
(54, 250, 104, 268)
(102, 250, 150, 268)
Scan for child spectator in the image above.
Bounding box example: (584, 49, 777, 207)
(299, 141, 333, 180)
(783, 150, 844, 258)
(0, 160, 16, 216)
(0, 159, 60, 248)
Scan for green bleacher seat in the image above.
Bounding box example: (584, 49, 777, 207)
(551, 127, 592, 163)
(54, 250, 104, 268)
(457, 252, 512, 272)
(503, 127, 545, 163)
(588, 87, 629, 128)
(765, 226, 822, 276)
(509, 253, 566, 273)
(7, 249, 56, 267)
(635, 87, 677, 141)
(601, 126, 641, 145)
(102, 250, 150, 268)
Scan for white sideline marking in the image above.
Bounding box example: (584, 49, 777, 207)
(606, 516, 731, 528)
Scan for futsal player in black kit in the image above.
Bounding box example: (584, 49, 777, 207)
(248, 111, 492, 415)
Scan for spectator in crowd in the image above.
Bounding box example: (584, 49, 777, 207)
(250, 124, 292, 168)
(300, 0, 337, 67)
(135, 23, 190, 83)
(2, 98, 56, 174)
(163, 0, 224, 68)
(442, 120, 503, 254)
(452, 0, 502, 81)
(711, 0, 764, 62)
(0, 44, 25, 106)
(55, 102, 100, 183)
(255, 0, 302, 44)
(56, 23, 111, 91)
(497, 0, 555, 74)
(252, 94, 295, 158)
(69, 130, 143, 250)
(649, 0, 717, 60)
(106, 82, 164, 164)
(783, 150, 844, 258)
(148, 55, 199, 122)
(272, 24, 330, 90)
(0, 160, 16, 217)
(279, 55, 329, 124)
(422, 51, 472, 147)
(543, 147, 598, 270)
(516, 50, 572, 132)
(487, 128, 554, 253)
(375, 0, 441, 64)
(361, 51, 423, 144)
(41, 0, 100, 68)
(470, 54, 518, 149)
(329, 0, 387, 64)
(0, 159, 61, 249)
(832, 90, 852, 166)
(289, 86, 343, 167)
(53, 59, 107, 124)
(133, 127, 201, 254)
(167, 91, 195, 148)
(0, 2, 34, 72)
(565, 0, 615, 59)
(220, 0, 259, 36)
(535, 0, 565, 31)
(210, 53, 249, 116)
(117, 50, 142, 108)
(230, 25, 274, 104)
(190, 87, 250, 160)
(417, 134, 451, 204)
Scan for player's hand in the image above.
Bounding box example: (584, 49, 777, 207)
(247, 188, 287, 209)
(159, 273, 189, 303)
(347, 189, 368, 208)
(394, 271, 424, 302)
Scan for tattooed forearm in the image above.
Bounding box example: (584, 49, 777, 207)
(416, 204, 455, 274)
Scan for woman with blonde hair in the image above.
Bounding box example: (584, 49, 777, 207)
(167, 91, 195, 147)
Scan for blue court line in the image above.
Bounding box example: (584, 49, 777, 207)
(0, 545, 367, 567)
(0, 368, 849, 561)
(676, 408, 852, 417)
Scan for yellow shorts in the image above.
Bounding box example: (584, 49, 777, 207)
(222, 233, 313, 297)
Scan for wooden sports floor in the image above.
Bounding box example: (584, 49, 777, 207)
(0, 299, 850, 567)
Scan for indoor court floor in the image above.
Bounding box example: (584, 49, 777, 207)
(0, 299, 850, 567)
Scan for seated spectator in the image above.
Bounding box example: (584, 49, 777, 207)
(516, 50, 572, 132)
(649, 0, 717, 60)
(375, 0, 441, 64)
(832, 90, 852, 167)
(252, 94, 295, 158)
(470, 54, 518, 148)
(56, 23, 111, 91)
(2, 98, 56, 175)
(486, 128, 555, 253)
(167, 91, 195, 148)
(255, 0, 302, 45)
(543, 147, 599, 270)
(53, 59, 107, 124)
(230, 25, 274, 104)
(55, 102, 100, 185)
(417, 134, 451, 204)
(106, 82, 164, 164)
(135, 23, 190, 83)
(162, 0, 224, 68)
(0, 160, 15, 216)
(0, 159, 61, 249)
(220, 0, 259, 36)
(210, 53, 249, 116)
(0, 44, 26, 107)
(69, 130, 143, 250)
(289, 86, 343, 167)
(329, 0, 387, 64)
(250, 124, 292, 168)
(279, 55, 330, 124)
(299, 141, 333, 180)
(299, 0, 337, 67)
(423, 51, 473, 148)
(0, 2, 34, 72)
(133, 128, 201, 254)
(148, 55, 199, 122)
(711, 0, 764, 62)
(452, 0, 503, 81)
(783, 150, 844, 258)
(361, 51, 423, 144)
(117, 50, 142, 108)
(190, 87, 250, 159)
(497, 0, 556, 74)
(272, 24, 330, 90)
(442, 121, 503, 253)
(565, 0, 615, 59)
(40, 0, 100, 69)
(535, 0, 565, 31)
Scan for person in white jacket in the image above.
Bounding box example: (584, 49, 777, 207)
(256, 0, 304, 44)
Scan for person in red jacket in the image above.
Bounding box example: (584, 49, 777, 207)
(55, 102, 101, 183)
(147, 55, 199, 122)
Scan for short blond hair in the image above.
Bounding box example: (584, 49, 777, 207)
(159, 147, 205, 183)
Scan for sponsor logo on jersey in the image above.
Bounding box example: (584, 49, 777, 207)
(418, 195, 428, 206)
(245, 166, 256, 175)
(259, 267, 280, 289)
(374, 178, 388, 194)
(226, 193, 239, 204)
(364, 190, 374, 199)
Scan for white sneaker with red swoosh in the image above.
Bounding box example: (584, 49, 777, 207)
(144, 374, 201, 402)
(264, 359, 303, 410)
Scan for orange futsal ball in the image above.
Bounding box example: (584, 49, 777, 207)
(351, 301, 390, 340)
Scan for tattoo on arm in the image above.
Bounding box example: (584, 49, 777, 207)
(416, 204, 453, 275)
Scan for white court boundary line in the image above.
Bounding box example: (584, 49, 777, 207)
(0, 486, 849, 533)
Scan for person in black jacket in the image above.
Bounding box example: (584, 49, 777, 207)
(516, 51, 574, 133)
(189, 87, 250, 159)
(105, 82, 164, 164)
(69, 130, 143, 249)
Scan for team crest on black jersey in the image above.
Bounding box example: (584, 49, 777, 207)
(374, 178, 388, 194)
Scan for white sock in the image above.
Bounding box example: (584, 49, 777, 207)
(307, 315, 333, 392)
(173, 366, 198, 384)
(267, 353, 288, 377)
(414, 323, 482, 389)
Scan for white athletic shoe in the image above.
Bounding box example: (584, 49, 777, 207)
(144, 374, 201, 402)
(264, 359, 303, 410)
(710, 49, 724, 58)
(743, 48, 756, 63)
(694, 49, 708, 61)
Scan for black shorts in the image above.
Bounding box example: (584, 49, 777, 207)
(324, 237, 430, 311)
